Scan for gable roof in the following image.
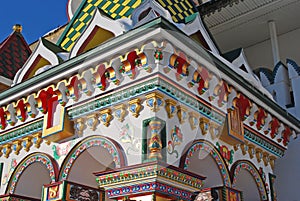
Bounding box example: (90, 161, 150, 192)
(13, 38, 67, 85)
(0, 25, 31, 80)
(58, 0, 197, 51)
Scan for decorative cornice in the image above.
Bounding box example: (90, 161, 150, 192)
(0, 119, 43, 145)
(67, 76, 225, 126)
(244, 128, 284, 157)
(94, 161, 204, 200)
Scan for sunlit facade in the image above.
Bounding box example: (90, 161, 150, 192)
(0, 1, 298, 201)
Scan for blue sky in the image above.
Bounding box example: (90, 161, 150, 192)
(0, 0, 69, 44)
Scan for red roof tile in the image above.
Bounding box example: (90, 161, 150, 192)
(0, 28, 32, 79)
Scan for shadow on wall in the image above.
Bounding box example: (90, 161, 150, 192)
(275, 137, 300, 201)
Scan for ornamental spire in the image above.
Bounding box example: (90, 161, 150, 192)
(13, 24, 22, 32)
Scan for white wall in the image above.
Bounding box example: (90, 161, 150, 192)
(274, 137, 300, 201)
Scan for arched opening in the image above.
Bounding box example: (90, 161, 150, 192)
(234, 168, 261, 200)
(59, 136, 126, 201)
(67, 145, 116, 188)
(180, 140, 231, 188)
(59, 136, 126, 186)
(188, 149, 223, 188)
(6, 153, 58, 199)
(231, 161, 268, 201)
(14, 162, 51, 199)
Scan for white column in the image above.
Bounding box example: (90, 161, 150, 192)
(268, 20, 280, 66)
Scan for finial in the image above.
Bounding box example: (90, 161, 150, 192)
(13, 24, 22, 32)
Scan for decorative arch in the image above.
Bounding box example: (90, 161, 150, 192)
(6, 152, 58, 194)
(231, 160, 268, 200)
(180, 140, 231, 187)
(59, 135, 126, 180)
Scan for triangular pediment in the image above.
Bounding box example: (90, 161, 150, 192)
(13, 38, 67, 85)
(69, 8, 124, 58)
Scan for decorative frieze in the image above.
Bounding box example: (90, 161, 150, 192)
(244, 129, 284, 157)
(0, 40, 294, 154)
(94, 162, 204, 200)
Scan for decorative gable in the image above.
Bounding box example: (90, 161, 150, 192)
(70, 8, 124, 58)
(59, 0, 198, 51)
(13, 38, 67, 85)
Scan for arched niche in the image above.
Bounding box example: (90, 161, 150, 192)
(180, 140, 231, 188)
(231, 160, 268, 201)
(59, 136, 126, 188)
(6, 153, 58, 199)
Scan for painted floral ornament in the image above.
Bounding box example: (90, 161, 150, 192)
(167, 125, 183, 158)
(216, 142, 234, 165)
(154, 48, 163, 63)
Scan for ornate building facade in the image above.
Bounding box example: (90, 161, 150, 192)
(0, 0, 299, 200)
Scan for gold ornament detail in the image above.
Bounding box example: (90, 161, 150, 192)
(263, 152, 269, 167)
(128, 98, 142, 118)
(99, 109, 113, 127)
(23, 136, 33, 152)
(3, 144, 12, 158)
(188, 112, 199, 130)
(240, 143, 248, 155)
(74, 118, 85, 136)
(86, 113, 99, 131)
(248, 144, 255, 159)
(209, 122, 220, 139)
(33, 133, 43, 148)
(114, 104, 126, 122)
(200, 117, 209, 135)
(13, 140, 22, 155)
(177, 105, 188, 124)
(145, 92, 164, 112)
(165, 99, 177, 118)
(269, 156, 276, 170)
(255, 148, 263, 163)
